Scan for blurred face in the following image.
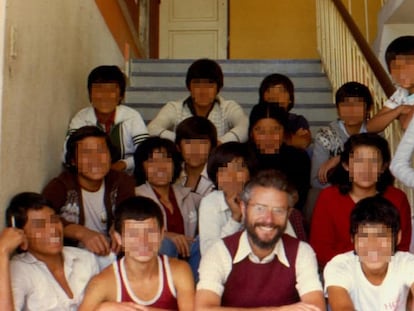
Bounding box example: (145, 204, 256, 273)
(243, 186, 290, 251)
(346, 145, 383, 190)
(337, 97, 367, 126)
(263, 84, 291, 110)
(90, 83, 121, 115)
(189, 79, 218, 109)
(354, 223, 394, 271)
(122, 218, 162, 262)
(217, 157, 249, 196)
(179, 139, 211, 169)
(24, 207, 63, 258)
(251, 118, 284, 154)
(144, 148, 174, 187)
(76, 136, 111, 184)
(390, 55, 414, 93)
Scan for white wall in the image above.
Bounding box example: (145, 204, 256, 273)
(0, 1, 124, 227)
(373, 0, 414, 68)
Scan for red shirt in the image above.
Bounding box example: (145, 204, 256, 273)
(154, 187, 185, 235)
(309, 185, 412, 268)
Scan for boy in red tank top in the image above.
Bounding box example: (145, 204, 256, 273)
(79, 196, 194, 311)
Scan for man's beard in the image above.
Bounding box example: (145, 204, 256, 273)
(246, 222, 286, 250)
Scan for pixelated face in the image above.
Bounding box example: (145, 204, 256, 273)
(251, 118, 284, 154)
(354, 223, 393, 270)
(243, 186, 289, 250)
(122, 218, 162, 262)
(24, 207, 63, 257)
(179, 138, 211, 169)
(337, 97, 366, 126)
(263, 84, 291, 109)
(217, 157, 249, 195)
(90, 83, 121, 114)
(390, 55, 414, 92)
(190, 79, 218, 109)
(347, 145, 383, 189)
(76, 136, 111, 182)
(144, 148, 174, 187)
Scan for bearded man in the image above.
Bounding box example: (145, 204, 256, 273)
(195, 169, 326, 311)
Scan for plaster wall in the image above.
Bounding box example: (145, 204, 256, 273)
(0, 1, 123, 227)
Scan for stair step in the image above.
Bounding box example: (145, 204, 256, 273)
(126, 87, 333, 105)
(130, 59, 324, 74)
(125, 58, 336, 137)
(130, 74, 331, 89)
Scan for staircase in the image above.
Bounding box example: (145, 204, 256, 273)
(125, 59, 335, 136)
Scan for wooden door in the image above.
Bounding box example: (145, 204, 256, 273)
(159, 0, 228, 59)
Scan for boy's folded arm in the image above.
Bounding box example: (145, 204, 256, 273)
(367, 106, 399, 132)
(367, 105, 414, 132)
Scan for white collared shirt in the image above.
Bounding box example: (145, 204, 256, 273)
(233, 232, 290, 265)
(197, 231, 322, 297)
(10, 247, 99, 311)
(199, 190, 298, 255)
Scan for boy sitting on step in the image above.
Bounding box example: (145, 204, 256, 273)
(175, 116, 217, 197)
(259, 73, 312, 150)
(367, 36, 414, 132)
(324, 195, 414, 310)
(311, 81, 373, 189)
(43, 126, 136, 268)
(148, 58, 249, 144)
(67, 65, 149, 174)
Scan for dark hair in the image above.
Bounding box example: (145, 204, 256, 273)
(259, 74, 295, 111)
(335, 81, 373, 113)
(5, 192, 54, 229)
(329, 133, 394, 194)
(65, 126, 118, 172)
(185, 58, 224, 91)
(241, 169, 296, 208)
(175, 116, 218, 149)
(207, 142, 254, 188)
(133, 136, 182, 185)
(350, 195, 400, 251)
(248, 102, 289, 138)
(385, 36, 414, 71)
(114, 196, 164, 234)
(87, 65, 126, 103)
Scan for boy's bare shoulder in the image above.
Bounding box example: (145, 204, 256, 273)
(88, 262, 117, 288)
(167, 257, 193, 278)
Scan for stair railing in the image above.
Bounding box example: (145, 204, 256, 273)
(316, 0, 414, 206)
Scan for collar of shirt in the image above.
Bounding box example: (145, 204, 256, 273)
(18, 247, 79, 273)
(95, 109, 116, 134)
(218, 190, 231, 212)
(184, 96, 220, 117)
(338, 119, 367, 137)
(233, 231, 290, 267)
(179, 163, 209, 180)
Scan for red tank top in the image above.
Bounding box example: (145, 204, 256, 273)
(113, 255, 178, 310)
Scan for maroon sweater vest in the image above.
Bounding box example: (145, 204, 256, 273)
(221, 232, 300, 307)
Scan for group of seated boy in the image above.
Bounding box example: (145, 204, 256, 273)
(2, 35, 414, 311)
